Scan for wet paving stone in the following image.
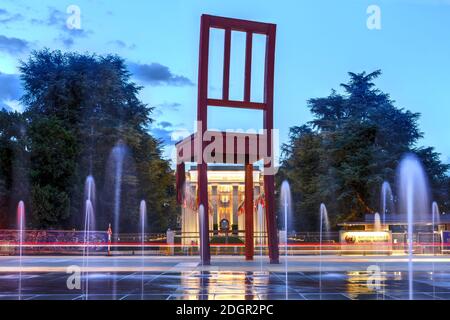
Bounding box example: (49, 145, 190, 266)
(2, 258, 450, 300)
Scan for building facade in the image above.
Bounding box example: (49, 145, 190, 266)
(180, 165, 266, 245)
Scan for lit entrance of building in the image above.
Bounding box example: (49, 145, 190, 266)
(180, 165, 267, 249)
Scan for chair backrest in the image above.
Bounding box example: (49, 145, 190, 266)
(197, 14, 276, 133)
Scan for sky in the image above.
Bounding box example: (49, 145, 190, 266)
(0, 0, 449, 165)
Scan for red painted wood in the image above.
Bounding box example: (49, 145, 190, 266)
(197, 15, 211, 265)
(222, 28, 231, 101)
(244, 32, 253, 102)
(263, 24, 279, 264)
(264, 174, 278, 263)
(207, 15, 272, 34)
(207, 99, 265, 110)
(176, 14, 279, 265)
(245, 163, 254, 260)
(176, 162, 185, 204)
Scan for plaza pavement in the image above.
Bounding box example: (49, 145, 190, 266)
(1, 255, 450, 300)
(1, 254, 450, 273)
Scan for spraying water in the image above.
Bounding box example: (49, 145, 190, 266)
(85, 176, 96, 209)
(17, 201, 25, 300)
(181, 182, 198, 252)
(320, 204, 330, 238)
(257, 204, 264, 272)
(374, 212, 382, 231)
(280, 181, 292, 300)
(432, 201, 440, 234)
(83, 199, 94, 299)
(140, 200, 147, 300)
(82, 176, 96, 299)
(319, 203, 330, 299)
(380, 182, 394, 299)
(432, 201, 440, 256)
(397, 153, 430, 300)
(431, 201, 440, 297)
(380, 181, 394, 224)
(110, 142, 126, 238)
(109, 141, 127, 299)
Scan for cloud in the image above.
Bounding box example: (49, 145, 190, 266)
(152, 127, 175, 145)
(44, 7, 92, 38)
(0, 72, 23, 112)
(0, 72, 22, 101)
(0, 9, 23, 24)
(158, 121, 172, 129)
(1, 99, 23, 113)
(57, 27, 92, 48)
(47, 7, 65, 26)
(107, 40, 136, 50)
(59, 32, 92, 48)
(0, 100, 12, 112)
(31, 7, 63, 27)
(31, 7, 92, 48)
(157, 102, 181, 111)
(151, 120, 191, 149)
(152, 102, 182, 117)
(0, 35, 30, 54)
(58, 36, 74, 48)
(31, 7, 65, 27)
(127, 62, 194, 87)
(151, 123, 177, 145)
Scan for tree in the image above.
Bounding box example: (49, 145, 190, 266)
(0, 111, 29, 228)
(280, 71, 449, 230)
(28, 117, 77, 227)
(6, 49, 179, 231)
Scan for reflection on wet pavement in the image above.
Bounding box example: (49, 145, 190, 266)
(0, 269, 449, 300)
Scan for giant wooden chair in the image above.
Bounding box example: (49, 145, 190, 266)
(176, 14, 279, 265)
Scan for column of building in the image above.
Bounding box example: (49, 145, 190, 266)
(212, 185, 218, 233)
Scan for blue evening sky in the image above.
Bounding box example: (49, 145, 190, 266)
(0, 0, 449, 164)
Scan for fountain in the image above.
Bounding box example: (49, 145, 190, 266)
(379, 182, 394, 299)
(319, 203, 330, 299)
(432, 201, 440, 233)
(17, 201, 25, 300)
(374, 212, 382, 231)
(181, 182, 198, 253)
(140, 200, 147, 300)
(373, 211, 384, 298)
(280, 181, 292, 300)
(257, 204, 264, 272)
(397, 153, 430, 300)
(319, 203, 330, 248)
(83, 200, 94, 299)
(85, 176, 96, 206)
(110, 142, 127, 238)
(431, 201, 440, 297)
(108, 141, 127, 299)
(380, 181, 394, 224)
(82, 176, 96, 299)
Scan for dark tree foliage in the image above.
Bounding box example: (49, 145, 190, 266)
(0, 111, 29, 227)
(0, 49, 178, 232)
(279, 71, 450, 231)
